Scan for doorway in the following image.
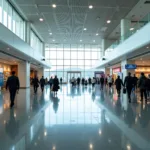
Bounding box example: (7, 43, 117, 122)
(67, 71, 81, 83)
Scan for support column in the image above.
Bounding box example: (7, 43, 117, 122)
(43, 43, 45, 57)
(101, 39, 115, 57)
(121, 19, 131, 41)
(38, 67, 44, 79)
(18, 61, 30, 88)
(25, 22, 31, 45)
(121, 60, 135, 81)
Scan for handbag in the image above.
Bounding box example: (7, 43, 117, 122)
(123, 87, 126, 94)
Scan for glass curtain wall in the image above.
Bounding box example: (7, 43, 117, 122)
(30, 30, 43, 55)
(0, 0, 25, 40)
(45, 44, 101, 82)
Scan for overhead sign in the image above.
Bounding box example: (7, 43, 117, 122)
(125, 64, 137, 70)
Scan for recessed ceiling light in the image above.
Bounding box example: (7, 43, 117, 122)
(107, 20, 111, 24)
(39, 18, 44, 22)
(93, 40, 95, 42)
(80, 40, 82, 42)
(96, 33, 99, 36)
(89, 5, 93, 9)
(49, 33, 52, 35)
(52, 39, 55, 42)
(52, 4, 56, 8)
(130, 28, 134, 31)
(83, 28, 87, 31)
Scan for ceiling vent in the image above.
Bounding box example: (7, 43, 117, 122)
(144, 1, 150, 4)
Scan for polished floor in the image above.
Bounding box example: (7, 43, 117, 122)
(0, 85, 150, 150)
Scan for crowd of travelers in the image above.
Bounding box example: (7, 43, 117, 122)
(5, 70, 150, 109)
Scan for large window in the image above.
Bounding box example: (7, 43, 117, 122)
(0, 0, 25, 40)
(45, 44, 101, 82)
(30, 30, 43, 55)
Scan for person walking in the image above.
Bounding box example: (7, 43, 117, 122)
(6, 71, 20, 108)
(53, 75, 59, 96)
(71, 77, 75, 87)
(92, 77, 96, 88)
(100, 76, 104, 90)
(40, 76, 45, 92)
(82, 78, 85, 85)
(60, 77, 63, 85)
(124, 72, 134, 103)
(32, 75, 39, 94)
(49, 77, 53, 90)
(133, 74, 138, 90)
(146, 74, 150, 99)
(138, 72, 147, 103)
(88, 77, 92, 85)
(115, 76, 124, 97)
(77, 77, 80, 87)
(108, 76, 113, 88)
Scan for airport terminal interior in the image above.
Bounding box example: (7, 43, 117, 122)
(1, 0, 150, 150)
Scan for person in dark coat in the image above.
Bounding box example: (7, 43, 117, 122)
(146, 74, 150, 98)
(6, 71, 20, 108)
(77, 77, 80, 86)
(40, 76, 45, 92)
(32, 75, 39, 94)
(88, 78, 92, 85)
(138, 72, 147, 103)
(133, 74, 138, 90)
(60, 77, 63, 85)
(115, 76, 124, 97)
(100, 76, 104, 90)
(82, 78, 85, 85)
(53, 75, 59, 96)
(124, 72, 134, 103)
(49, 77, 53, 89)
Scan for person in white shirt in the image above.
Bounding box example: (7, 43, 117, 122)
(108, 76, 113, 88)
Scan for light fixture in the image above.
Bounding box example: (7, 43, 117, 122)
(107, 20, 111, 24)
(49, 33, 52, 35)
(80, 40, 82, 42)
(44, 131, 47, 136)
(39, 18, 44, 22)
(93, 40, 95, 43)
(83, 28, 87, 31)
(89, 144, 93, 149)
(89, 5, 93, 9)
(52, 4, 56, 8)
(52, 39, 55, 42)
(96, 33, 99, 36)
(130, 28, 134, 31)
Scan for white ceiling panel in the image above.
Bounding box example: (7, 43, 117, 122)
(14, 0, 140, 44)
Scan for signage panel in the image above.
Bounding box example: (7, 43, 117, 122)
(125, 64, 137, 69)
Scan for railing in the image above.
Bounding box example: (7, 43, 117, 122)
(105, 13, 150, 56)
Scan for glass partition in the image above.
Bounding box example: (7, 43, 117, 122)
(105, 13, 150, 56)
(44, 44, 102, 82)
(0, 0, 25, 40)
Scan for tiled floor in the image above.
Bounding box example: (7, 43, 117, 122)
(0, 85, 150, 150)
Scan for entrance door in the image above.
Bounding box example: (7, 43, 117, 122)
(67, 71, 81, 84)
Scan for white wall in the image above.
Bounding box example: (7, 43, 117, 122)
(0, 23, 50, 68)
